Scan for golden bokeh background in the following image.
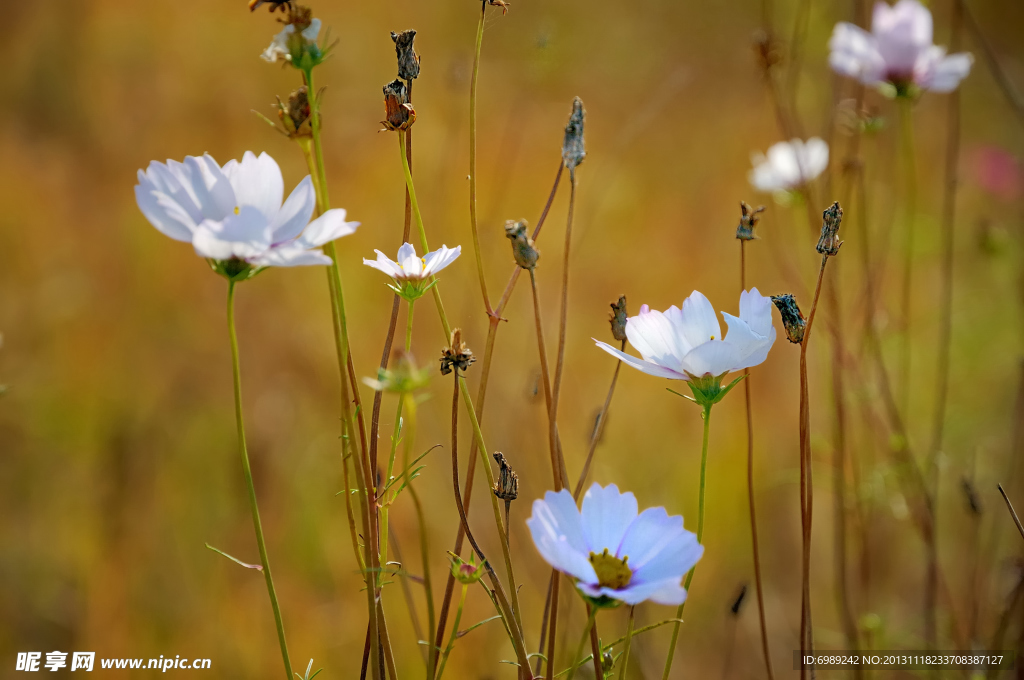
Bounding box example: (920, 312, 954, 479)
(2, 0, 1024, 677)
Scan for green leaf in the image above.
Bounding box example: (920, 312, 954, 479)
(205, 543, 262, 571)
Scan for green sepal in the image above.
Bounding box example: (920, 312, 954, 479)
(208, 258, 266, 283)
(678, 372, 745, 409)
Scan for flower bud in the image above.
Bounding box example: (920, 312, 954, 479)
(770, 294, 806, 344)
(601, 649, 615, 675)
(816, 201, 844, 256)
(487, 0, 511, 15)
(381, 79, 416, 132)
(504, 219, 539, 270)
(275, 86, 312, 137)
(492, 452, 519, 502)
(363, 352, 430, 394)
(736, 202, 765, 241)
(609, 295, 628, 343)
(448, 553, 486, 584)
(562, 97, 586, 175)
(440, 329, 476, 376)
(391, 30, 420, 81)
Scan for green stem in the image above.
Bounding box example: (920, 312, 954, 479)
(468, 0, 492, 315)
(226, 281, 293, 680)
(620, 606, 636, 680)
(565, 608, 598, 680)
(396, 132, 527, 639)
(436, 584, 469, 680)
(661, 403, 711, 680)
(898, 98, 917, 422)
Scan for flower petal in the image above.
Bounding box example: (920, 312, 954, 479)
(678, 339, 742, 377)
(721, 312, 775, 370)
(580, 483, 638, 555)
(135, 182, 195, 242)
(594, 340, 687, 380)
(191, 206, 272, 261)
(297, 208, 359, 248)
(423, 245, 462, 277)
(679, 291, 722, 348)
(270, 175, 316, 245)
(739, 288, 774, 337)
(253, 245, 332, 267)
(221, 151, 285, 221)
(577, 576, 689, 606)
(625, 306, 686, 369)
(363, 251, 404, 279)
(526, 490, 597, 584)
(924, 51, 973, 92)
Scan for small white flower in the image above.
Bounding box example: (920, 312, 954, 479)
(749, 138, 829, 193)
(135, 151, 358, 273)
(595, 289, 777, 381)
(363, 242, 461, 301)
(829, 0, 973, 94)
(261, 18, 321, 64)
(527, 483, 703, 606)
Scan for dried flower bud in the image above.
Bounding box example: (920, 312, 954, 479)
(770, 294, 806, 344)
(736, 202, 765, 241)
(492, 452, 519, 502)
(440, 329, 476, 375)
(249, 0, 292, 12)
(275, 86, 311, 137)
(391, 29, 420, 81)
(381, 78, 416, 132)
(609, 295, 628, 342)
(562, 97, 586, 175)
(504, 220, 539, 270)
(816, 201, 844, 256)
(752, 28, 781, 71)
(730, 584, 748, 616)
(448, 552, 486, 584)
(487, 0, 511, 15)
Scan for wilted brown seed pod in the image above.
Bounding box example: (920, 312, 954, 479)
(562, 97, 586, 173)
(492, 452, 519, 502)
(504, 220, 539, 270)
(381, 79, 416, 132)
(487, 0, 511, 15)
(816, 201, 844, 256)
(770, 294, 807, 344)
(736, 202, 765, 241)
(440, 329, 476, 375)
(609, 295, 628, 342)
(276, 86, 311, 136)
(391, 29, 420, 81)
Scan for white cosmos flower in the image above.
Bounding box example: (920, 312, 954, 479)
(749, 138, 829, 193)
(135, 151, 358, 270)
(829, 0, 972, 94)
(261, 18, 322, 64)
(363, 242, 461, 301)
(595, 289, 777, 381)
(527, 483, 703, 606)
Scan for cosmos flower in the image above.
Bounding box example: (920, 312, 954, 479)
(261, 18, 322, 64)
(749, 138, 829, 193)
(135, 151, 358, 277)
(594, 289, 776, 382)
(363, 242, 461, 301)
(526, 483, 703, 606)
(829, 0, 973, 95)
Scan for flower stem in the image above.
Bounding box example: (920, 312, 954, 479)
(565, 608, 598, 680)
(550, 173, 577, 482)
(226, 281, 293, 680)
(436, 584, 468, 680)
(741, 241, 776, 680)
(661, 403, 712, 680)
(396, 132, 527, 640)
(897, 97, 917, 423)
(468, 0, 493, 315)
(620, 606, 636, 680)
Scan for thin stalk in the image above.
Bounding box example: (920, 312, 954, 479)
(573, 344, 624, 501)
(389, 531, 427, 663)
(438, 162, 563, 677)
(448, 373, 534, 676)
(468, 0, 493, 315)
(550, 174, 576, 460)
(402, 386, 437, 679)
(620, 606, 636, 680)
(998, 485, 1024, 542)
(662, 403, 712, 680)
(397, 132, 526, 637)
(546, 575, 561, 680)
(226, 281, 293, 680)
(799, 256, 831, 679)
(897, 98, 917, 422)
(565, 609, 598, 680)
(741, 241, 775, 680)
(528, 268, 568, 488)
(303, 70, 385, 680)
(436, 584, 469, 680)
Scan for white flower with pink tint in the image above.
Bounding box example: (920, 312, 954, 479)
(749, 138, 829, 193)
(829, 0, 973, 95)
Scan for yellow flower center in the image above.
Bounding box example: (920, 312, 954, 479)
(234, 206, 241, 215)
(589, 548, 631, 590)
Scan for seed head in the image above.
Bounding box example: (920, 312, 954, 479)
(391, 29, 420, 81)
(736, 202, 765, 241)
(504, 219, 539, 270)
(381, 78, 416, 132)
(770, 294, 807, 344)
(492, 452, 519, 502)
(448, 552, 486, 584)
(275, 86, 311, 137)
(562, 97, 586, 175)
(609, 295, 628, 342)
(816, 201, 844, 256)
(440, 329, 476, 376)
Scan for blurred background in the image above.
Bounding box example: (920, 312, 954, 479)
(2, 0, 1024, 677)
